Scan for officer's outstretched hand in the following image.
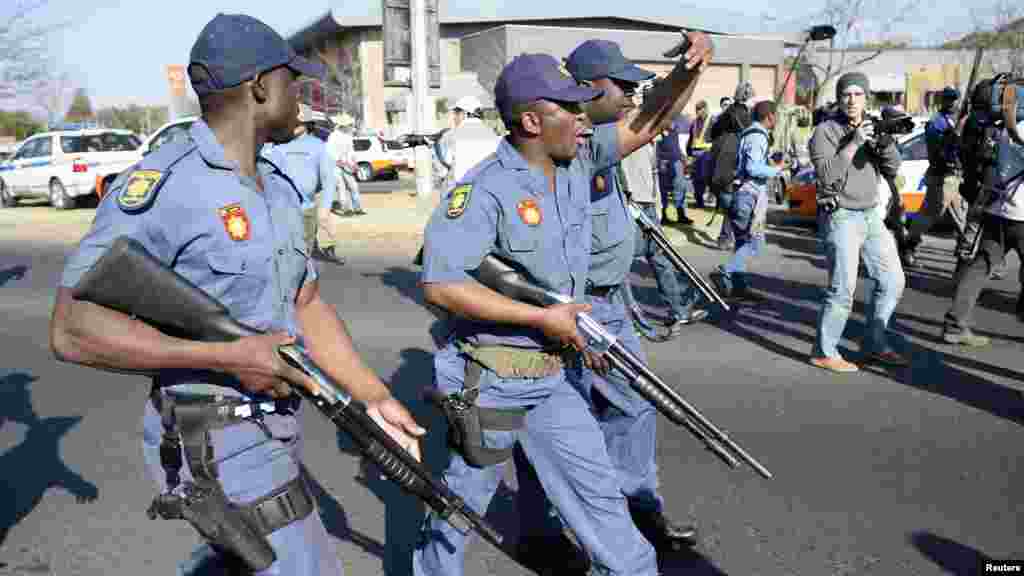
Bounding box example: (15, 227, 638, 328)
(228, 332, 317, 398)
(537, 303, 591, 353)
(365, 397, 427, 462)
(682, 31, 713, 71)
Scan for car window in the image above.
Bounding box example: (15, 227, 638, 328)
(900, 135, 927, 162)
(12, 140, 37, 160)
(61, 132, 140, 153)
(149, 123, 193, 154)
(353, 138, 372, 152)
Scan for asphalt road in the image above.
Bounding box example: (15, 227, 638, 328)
(0, 208, 1021, 575)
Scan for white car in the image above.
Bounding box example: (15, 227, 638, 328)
(137, 116, 198, 159)
(352, 134, 398, 182)
(0, 128, 141, 209)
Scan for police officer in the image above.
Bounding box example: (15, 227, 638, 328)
(271, 103, 346, 265)
(519, 37, 710, 562)
(905, 86, 969, 264)
(434, 95, 502, 192)
(48, 14, 425, 574)
(414, 33, 712, 575)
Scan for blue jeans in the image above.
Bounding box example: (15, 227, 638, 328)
(658, 160, 688, 216)
(715, 188, 735, 247)
(338, 170, 362, 212)
(635, 203, 699, 318)
(814, 207, 905, 359)
(719, 190, 763, 292)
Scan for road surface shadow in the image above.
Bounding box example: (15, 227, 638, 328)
(719, 273, 1024, 427)
(0, 265, 28, 288)
(0, 372, 98, 547)
(302, 465, 385, 559)
(910, 531, 1009, 576)
(369, 265, 451, 348)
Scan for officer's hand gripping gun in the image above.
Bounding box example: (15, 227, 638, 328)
(627, 199, 731, 313)
(471, 255, 772, 479)
(71, 237, 506, 552)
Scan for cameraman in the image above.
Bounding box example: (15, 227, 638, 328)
(942, 113, 1024, 345)
(809, 73, 907, 373)
(904, 86, 969, 265)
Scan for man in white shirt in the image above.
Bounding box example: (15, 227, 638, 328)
(327, 112, 365, 216)
(434, 95, 501, 191)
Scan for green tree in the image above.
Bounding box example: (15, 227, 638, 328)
(65, 88, 93, 121)
(95, 105, 169, 134)
(0, 110, 45, 139)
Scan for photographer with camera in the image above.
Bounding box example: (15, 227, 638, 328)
(904, 86, 970, 266)
(809, 72, 907, 373)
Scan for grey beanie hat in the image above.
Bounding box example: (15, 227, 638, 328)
(836, 72, 870, 99)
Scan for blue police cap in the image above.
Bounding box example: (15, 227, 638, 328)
(189, 13, 325, 97)
(565, 40, 655, 84)
(495, 54, 603, 123)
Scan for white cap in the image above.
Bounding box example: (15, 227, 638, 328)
(453, 95, 482, 114)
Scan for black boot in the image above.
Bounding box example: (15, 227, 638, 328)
(631, 508, 699, 552)
(517, 531, 590, 575)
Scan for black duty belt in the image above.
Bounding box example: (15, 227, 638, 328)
(585, 283, 620, 298)
(241, 474, 316, 536)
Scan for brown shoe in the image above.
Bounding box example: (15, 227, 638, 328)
(866, 350, 908, 366)
(809, 356, 859, 373)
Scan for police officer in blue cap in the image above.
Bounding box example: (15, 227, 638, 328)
(412, 33, 712, 575)
(537, 37, 703, 557)
(49, 13, 425, 575)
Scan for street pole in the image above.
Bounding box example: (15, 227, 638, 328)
(410, 0, 434, 210)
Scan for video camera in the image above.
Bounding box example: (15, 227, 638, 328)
(866, 110, 916, 137)
(395, 130, 447, 149)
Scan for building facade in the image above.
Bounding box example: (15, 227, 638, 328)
(288, 11, 787, 135)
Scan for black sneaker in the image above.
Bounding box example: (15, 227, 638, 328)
(678, 215, 695, 226)
(631, 508, 699, 552)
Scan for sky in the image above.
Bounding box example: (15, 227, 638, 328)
(2, 0, 979, 115)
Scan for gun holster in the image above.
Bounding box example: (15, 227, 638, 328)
(432, 360, 527, 469)
(149, 389, 315, 571)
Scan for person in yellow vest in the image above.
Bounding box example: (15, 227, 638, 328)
(687, 100, 712, 208)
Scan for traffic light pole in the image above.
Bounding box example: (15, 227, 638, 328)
(410, 0, 434, 209)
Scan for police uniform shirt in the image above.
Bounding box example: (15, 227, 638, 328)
(449, 117, 502, 185)
(270, 132, 336, 211)
(589, 122, 633, 288)
(59, 120, 316, 398)
(421, 124, 620, 349)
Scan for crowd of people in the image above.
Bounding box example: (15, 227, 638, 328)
(46, 10, 1021, 576)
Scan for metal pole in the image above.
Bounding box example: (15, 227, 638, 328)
(410, 0, 434, 209)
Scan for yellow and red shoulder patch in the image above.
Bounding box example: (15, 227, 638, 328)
(446, 184, 472, 219)
(117, 170, 165, 213)
(516, 198, 542, 226)
(218, 203, 251, 241)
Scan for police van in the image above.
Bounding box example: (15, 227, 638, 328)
(0, 126, 141, 209)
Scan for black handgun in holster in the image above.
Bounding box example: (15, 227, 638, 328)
(147, 480, 276, 572)
(425, 386, 524, 469)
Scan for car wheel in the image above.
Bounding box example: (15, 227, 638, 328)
(0, 179, 15, 208)
(356, 163, 373, 182)
(50, 179, 74, 210)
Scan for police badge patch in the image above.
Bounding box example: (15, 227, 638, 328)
(516, 199, 542, 226)
(218, 203, 251, 241)
(446, 184, 472, 219)
(117, 170, 165, 213)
